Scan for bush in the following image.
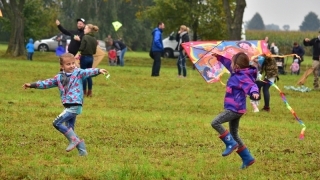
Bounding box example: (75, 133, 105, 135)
(246, 30, 318, 56)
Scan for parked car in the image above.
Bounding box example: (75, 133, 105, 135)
(162, 32, 179, 58)
(33, 35, 106, 52)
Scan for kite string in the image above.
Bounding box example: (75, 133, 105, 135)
(102, 72, 194, 96)
(260, 79, 306, 139)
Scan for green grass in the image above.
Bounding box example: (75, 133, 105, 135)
(1, 45, 320, 179)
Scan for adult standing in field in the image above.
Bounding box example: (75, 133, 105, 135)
(175, 25, 190, 78)
(291, 42, 305, 75)
(264, 36, 270, 49)
(151, 22, 165, 77)
(106, 38, 127, 66)
(55, 18, 86, 56)
(75, 24, 99, 97)
(298, 31, 320, 89)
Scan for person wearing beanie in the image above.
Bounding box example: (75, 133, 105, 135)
(55, 18, 86, 56)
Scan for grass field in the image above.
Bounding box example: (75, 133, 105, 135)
(1, 45, 320, 179)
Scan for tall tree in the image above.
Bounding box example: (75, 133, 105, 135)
(1, 0, 26, 57)
(139, 0, 227, 41)
(247, 12, 265, 30)
(299, 12, 320, 31)
(283, 25, 290, 31)
(222, 0, 246, 40)
(0, 0, 59, 57)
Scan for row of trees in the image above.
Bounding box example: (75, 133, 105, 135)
(0, 0, 246, 57)
(247, 11, 320, 31)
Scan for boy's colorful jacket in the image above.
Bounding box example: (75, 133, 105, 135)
(216, 55, 259, 114)
(30, 68, 100, 105)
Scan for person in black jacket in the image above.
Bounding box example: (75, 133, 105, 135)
(300, 31, 320, 89)
(175, 25, 190, 78)
(55, 18, 86, 55)
(291, 42, 305, 75)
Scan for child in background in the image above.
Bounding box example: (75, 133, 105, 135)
(108, 48, 117, 66)
(249, 56, 262, 112)
(26, 38, 35, 61)
(290, 59, 300, 75)
(256, 55, 278, 112)
(22, 53, 107, 156)
(211, 52, 259, 169)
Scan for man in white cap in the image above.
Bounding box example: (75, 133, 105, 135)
(55, 18, 86, 56)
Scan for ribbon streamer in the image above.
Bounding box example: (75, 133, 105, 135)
(261, 79, 306, 139)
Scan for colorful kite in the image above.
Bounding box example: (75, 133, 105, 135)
(181, 40, 270, 83)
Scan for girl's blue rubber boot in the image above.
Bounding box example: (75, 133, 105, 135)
(219, 130, 238, 156)
(76, 140, 88, 156)
(236, 146, 255, 169)
(64, 128, 81, 152)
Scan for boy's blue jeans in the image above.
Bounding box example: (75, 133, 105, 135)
(53, 109, 77, 134)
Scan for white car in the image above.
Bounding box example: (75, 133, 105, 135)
(33, 35, 106, 52)
(162, 32, 179, 58)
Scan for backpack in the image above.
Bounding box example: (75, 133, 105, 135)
(291, 63, 299, 72)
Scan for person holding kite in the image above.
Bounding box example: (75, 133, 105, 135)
(211, 52, 259, 169)
(298, 31, 320, 89)
(175, 25, 190, 78)
(22, 53, 108, 156)
(75, 24, 99, 97)
(106, 38, 127, 67)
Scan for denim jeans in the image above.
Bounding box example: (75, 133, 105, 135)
(80, 55, 93, 91)
(256, 80, 271, 107)
(177, 51, 187, 77)
(27, 52, 33, 60)
(53, 109, 77, 134)
(119, 48, 127, 66)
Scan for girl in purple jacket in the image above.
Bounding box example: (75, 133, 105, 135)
(211, 52, 259, 169)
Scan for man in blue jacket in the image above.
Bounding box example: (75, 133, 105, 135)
(151, 22, 165, 77)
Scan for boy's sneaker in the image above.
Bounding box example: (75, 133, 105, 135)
(261, 107, 270, 112)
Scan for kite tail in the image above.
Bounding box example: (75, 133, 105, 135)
(263, 80, 306, 139)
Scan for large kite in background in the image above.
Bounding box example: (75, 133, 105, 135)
(181, 40, 270, 83)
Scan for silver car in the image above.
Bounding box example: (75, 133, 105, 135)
(33, 35, 106, 52)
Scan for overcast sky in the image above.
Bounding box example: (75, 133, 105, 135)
(243, 0, 320, 30)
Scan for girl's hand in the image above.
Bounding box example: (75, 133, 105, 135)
(99, 69, 107, 74)
(75, 54, 80, 60)
(252, 93, 259, 99)
(22, 83, 31, 89)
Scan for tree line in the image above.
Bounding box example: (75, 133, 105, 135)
(0, 0, 245, 57)
(246, 12, 320, 31)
